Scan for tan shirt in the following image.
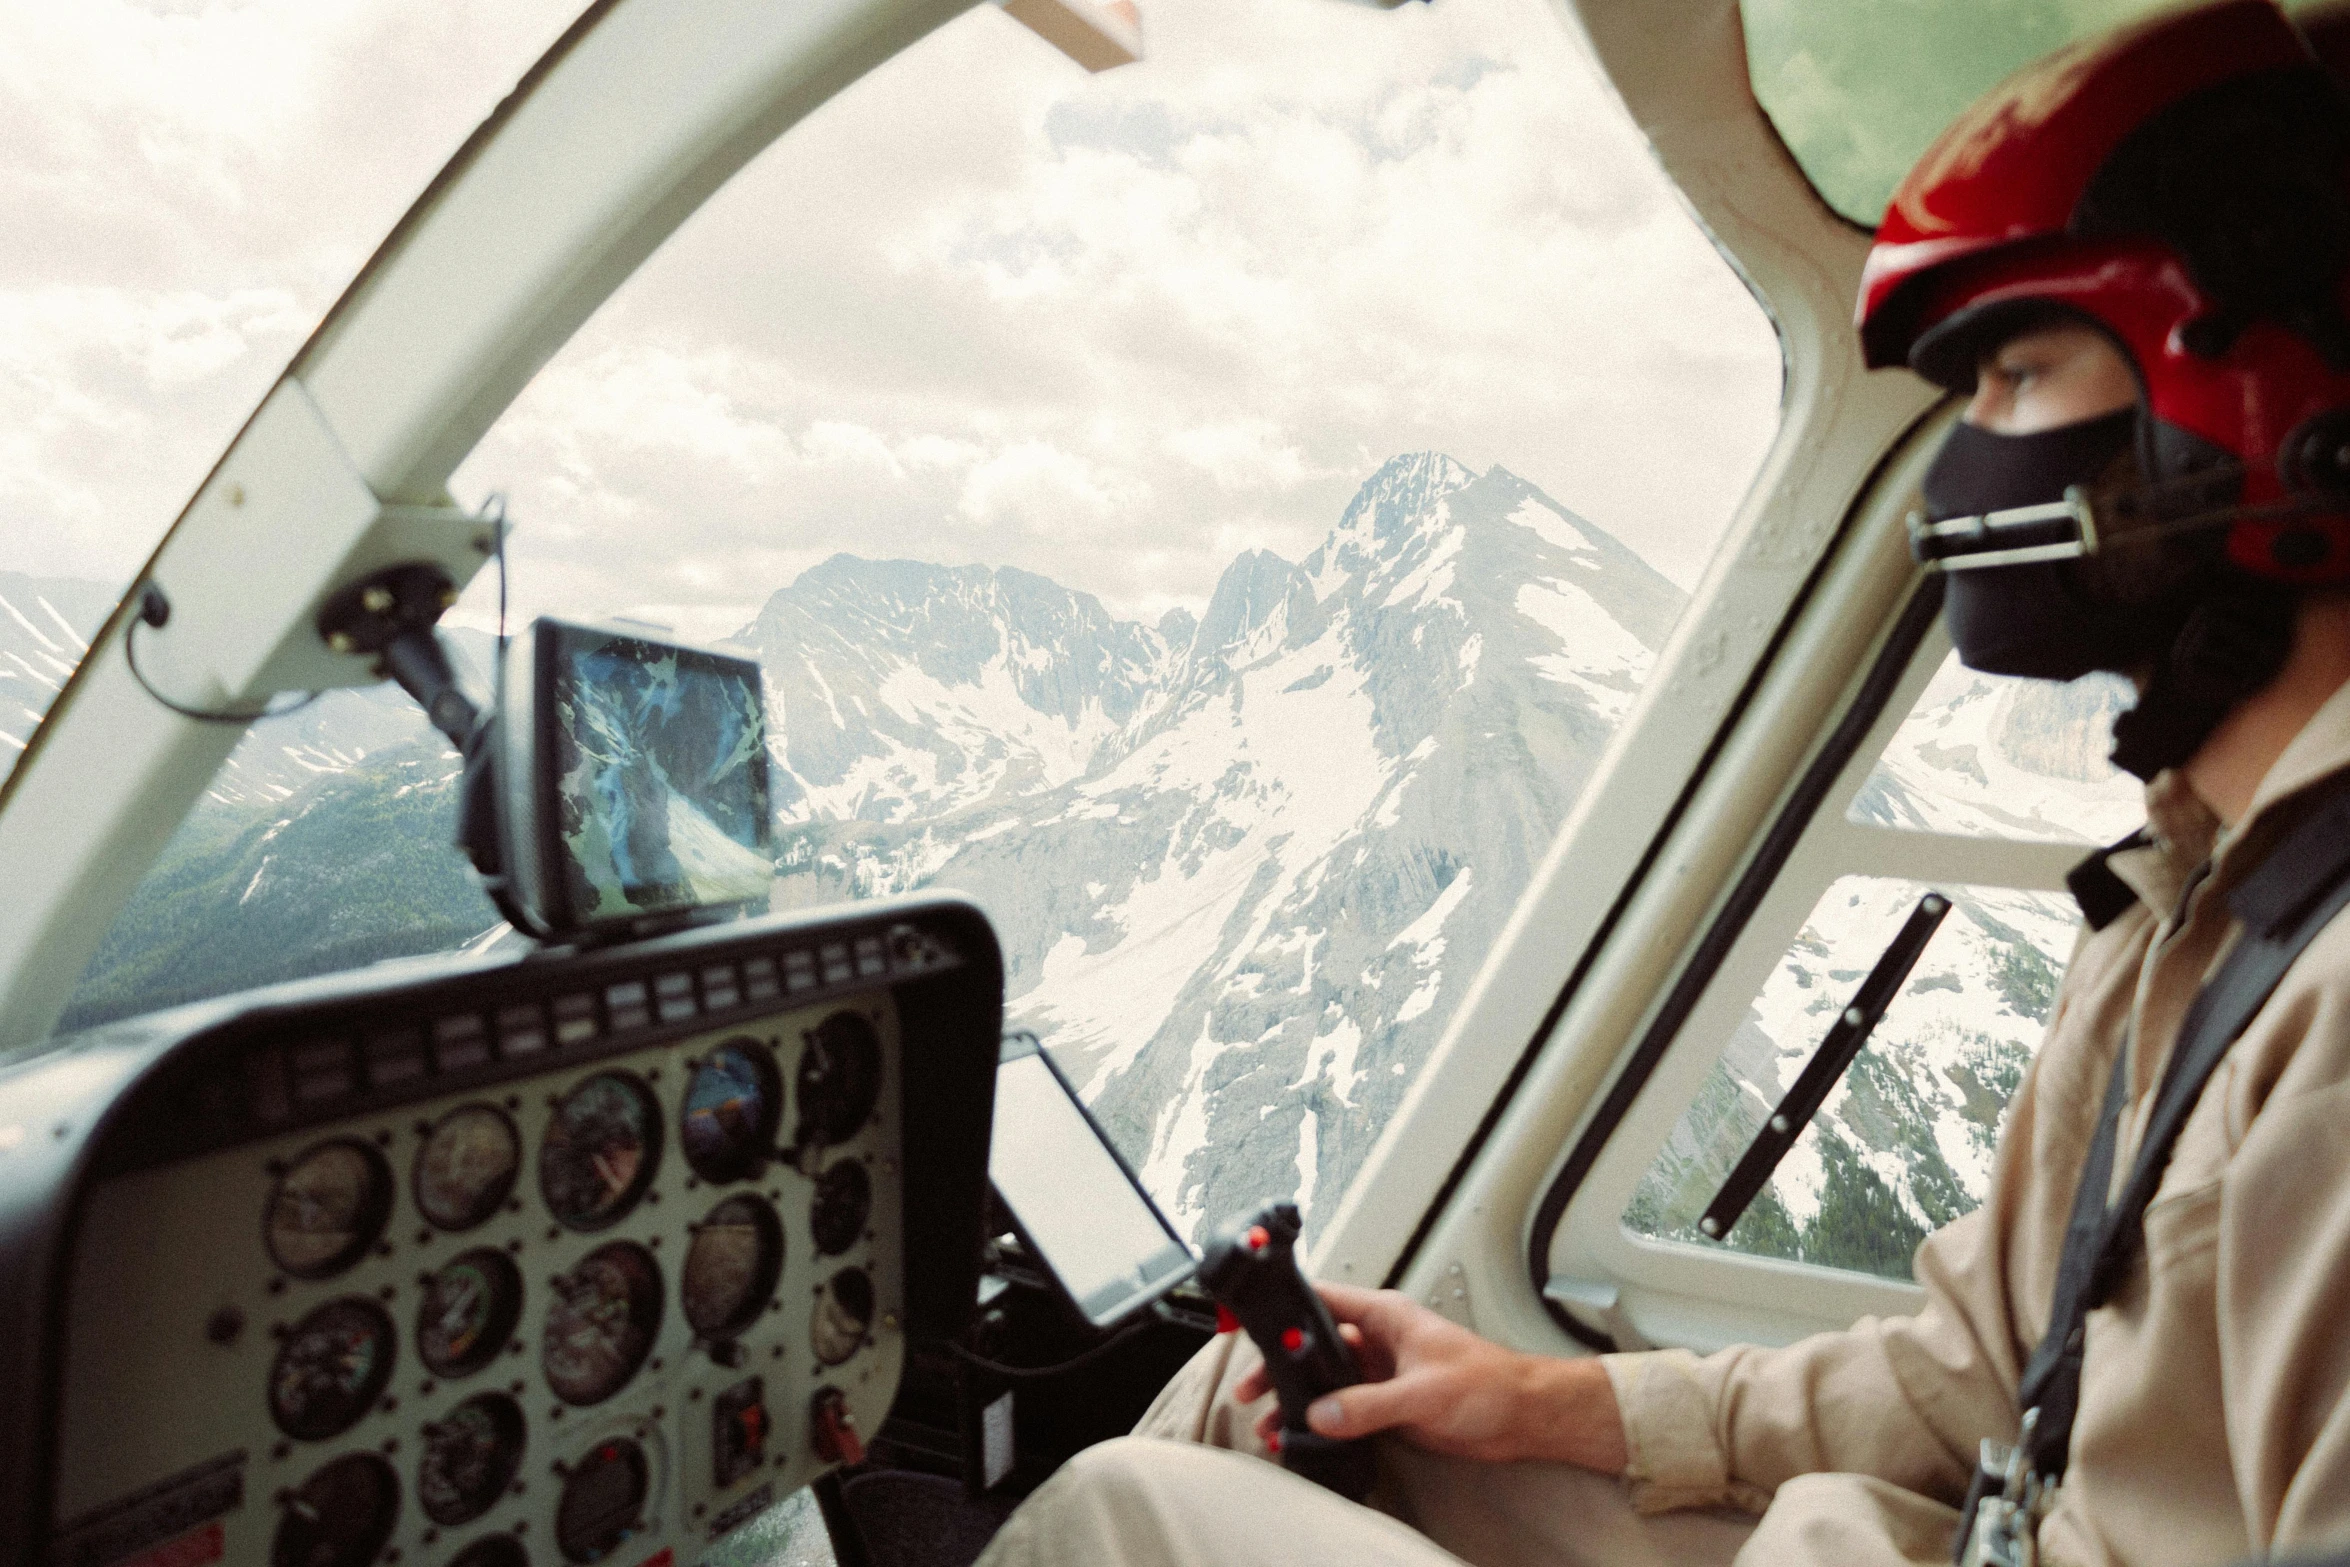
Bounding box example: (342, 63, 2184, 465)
(1602, 680, 2350, 1566)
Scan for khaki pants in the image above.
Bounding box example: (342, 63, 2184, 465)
(971, 1333, 1762, 1567)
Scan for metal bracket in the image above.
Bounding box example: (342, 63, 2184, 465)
(127, 385, 500, 710)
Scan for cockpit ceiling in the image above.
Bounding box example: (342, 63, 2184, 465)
(1740, 0, 2340, 229)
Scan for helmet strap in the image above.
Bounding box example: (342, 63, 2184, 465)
(2109, 584, 2295, 782)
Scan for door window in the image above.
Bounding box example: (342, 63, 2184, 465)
(1621, 641, 2138, 1281)
(1624, 873, 2074, 1279)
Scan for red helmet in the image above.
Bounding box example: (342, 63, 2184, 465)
(1856, 0, 2350, 584)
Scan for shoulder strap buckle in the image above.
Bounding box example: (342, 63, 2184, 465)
(1955, 1410, 2057, 1567)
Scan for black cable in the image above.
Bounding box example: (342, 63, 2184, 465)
(122, 599, 321, 725)
(488, 493, 510, 681)
(947, 1318, 1154, 1381)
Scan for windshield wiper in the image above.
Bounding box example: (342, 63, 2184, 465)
(1695, 891, 1952, 1242)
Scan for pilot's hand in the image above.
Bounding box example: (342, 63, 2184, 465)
(1232, 1281, 1629, 1473)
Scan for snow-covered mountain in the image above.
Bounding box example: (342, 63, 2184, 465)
(1, 568, 482, 809)
(738, 453, 1683, 1236)
(1851, 652, 2141, 845)
(1, 571, 113, 773)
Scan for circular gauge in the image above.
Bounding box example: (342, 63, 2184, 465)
(269, 1297, 398, 1441)
(418, 1248, 526, 1379)
(265, 1139, 393, 1280)
(542, 1242, 663, 1406)
(540, 1073, 662, 1232)
(418, 1392, 528, 1526)
(810, 1266, 875, 1367)
(271, 1453, 399, 1567)
(810, 1159, 871, 1257)
(415, 1105, 522, 1232)
(680, 1039, 781, 1184)
(449, 1538, 529, 1567)
(555, 1438, 649, 1564)
(794, 1011, 883, 1149)
(682, 1195, 785, 1340)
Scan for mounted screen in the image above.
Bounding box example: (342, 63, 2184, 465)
(498, 618, 773, 939)
(990, 1038, 1195, 1328)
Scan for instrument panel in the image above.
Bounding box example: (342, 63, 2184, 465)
(2, 898, 1001, 1567)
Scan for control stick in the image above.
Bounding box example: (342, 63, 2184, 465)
(1197, 1201, 1376, 1501)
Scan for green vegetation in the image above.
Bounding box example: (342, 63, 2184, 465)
(1799, 1127, 1930, 1275)
(1992, 937, 2060, 1022)
(60, 743, 498, 1030)
(1624, 1028, 1994, 1283)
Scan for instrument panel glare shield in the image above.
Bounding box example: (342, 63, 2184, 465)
(539, 1074, 662, 1232)
(264, 1140, 394, 1281)
(414, 1106, 523, 1232)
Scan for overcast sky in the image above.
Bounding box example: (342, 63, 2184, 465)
(1, 0, 1781, 639)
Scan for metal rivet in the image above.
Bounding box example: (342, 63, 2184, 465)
(1769, 1114, 1791, 1135)
(1699, 1216, 1722, 1237)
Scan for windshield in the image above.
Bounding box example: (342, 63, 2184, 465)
(19, 0, 1783, 1247)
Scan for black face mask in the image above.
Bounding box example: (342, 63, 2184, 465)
(1921, 411, 2154, 680)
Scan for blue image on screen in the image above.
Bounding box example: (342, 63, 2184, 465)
(551, 632, 773, 923)
(683, 1045, 771, 1174)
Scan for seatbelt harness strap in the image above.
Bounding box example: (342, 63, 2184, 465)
(1955, 772, 2350, 1566)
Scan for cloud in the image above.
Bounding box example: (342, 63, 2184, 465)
(3, 0, 1783, 630)
(0, 0, 582, 581)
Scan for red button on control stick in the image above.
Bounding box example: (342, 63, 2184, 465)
(1244, 1225, 1271, 1252)
(1281, 1326, 1305, 1354)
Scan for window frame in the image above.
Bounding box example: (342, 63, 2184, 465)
(1531, 587, 2096, 1350)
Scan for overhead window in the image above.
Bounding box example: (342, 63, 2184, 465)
(1738, 0, 2338, 227)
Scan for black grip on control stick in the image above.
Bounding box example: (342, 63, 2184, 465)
(1197, 1201, 1377, 1501)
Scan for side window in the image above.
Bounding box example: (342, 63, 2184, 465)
(1847, 651, 2139, 844)
(1622, 648, 2138, 1280)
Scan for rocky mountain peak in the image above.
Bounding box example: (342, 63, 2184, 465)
(1190, 549, 1324, 668)
(1346, 451, 1478, 540)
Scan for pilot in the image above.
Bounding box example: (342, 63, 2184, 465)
(973, 3, 2350, 1564)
